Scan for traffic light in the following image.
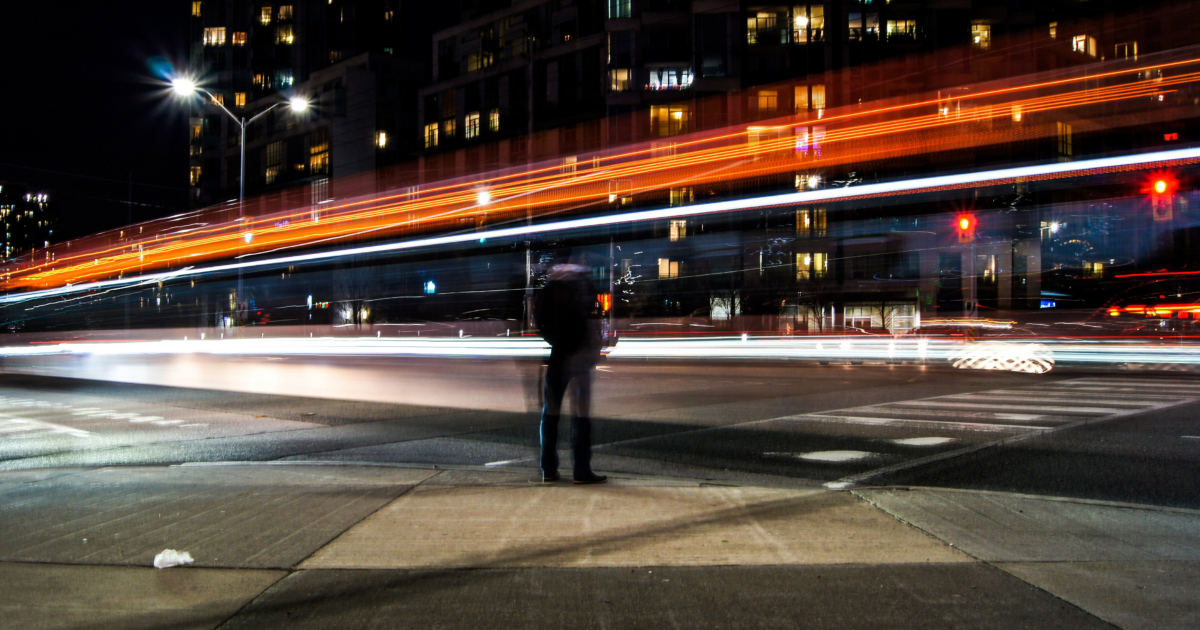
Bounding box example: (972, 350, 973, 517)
(954, 213, 977, 242)
(1144, 173, 1178, 222)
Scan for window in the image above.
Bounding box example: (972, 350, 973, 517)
(796, 207, 826, 237)
(203, 27, 227, 46)
(796, 252, 827, 280)
(795, 86, 808, 112)
(260, 6, 272, 25)
(210, 93, 225, 106)
(646, 66, 693, 91)
(886, 20, 917, 40)
(669, 190, 693, 208)
(424, 122, 439, 148)
(443, 118, 456, 138)
(254, 73, 271, 89)
(1049, 22, 1057, 39)
(466, 51, 494, 72)
(650, 104, 690, 137)
(609, 69, 631, 92)
(488, 109, 500, 132)
(465, 112, 480, 139)
(232, 31, 247, 46)
(792, 5, 825, 43)
(310, 127, 330, 174)
(384, 10, 394, 21)
(276, 69, 294, 87)
(191, 1, 202, 17)
(756, 90, 777, 113)
(1115, 42, 1137, 60)
(669, 219, 688, 240)
(1072, 35, 1096, 57)
(276, 25, 294, 45)
(811, 84, 826, 111)
(265, 141, 284, 184)
(971, 23, 990, 50)
(190, 166, 202, 187)
(658, 258, 681, 279)
(278, 5, 292, 20)
(607, 0, 630, 19)
(1057, 121, 1073, 156)
(376, 131, 388, 148)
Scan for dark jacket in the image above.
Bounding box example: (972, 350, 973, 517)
(535, 265, 602, 364)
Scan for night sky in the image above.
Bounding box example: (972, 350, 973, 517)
(0, 1, 192, 240)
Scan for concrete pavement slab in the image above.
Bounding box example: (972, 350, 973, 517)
(0, 465, 436, 569)
(997, 561, 1200, 630)
(0, 561, 284, 630)
(857, 488, 1200, 562)
(220, 564, 1111, 630)
(301, 483, 967, 569)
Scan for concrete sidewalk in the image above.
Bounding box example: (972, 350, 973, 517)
(0, 463, 1196, 629)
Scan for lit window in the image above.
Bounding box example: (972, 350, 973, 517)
(886, 20, 917, 39)
(756, 90, 777, 113)
(669, 190, 693, 208)
(607, 0, 630, 19)
(1115, 41, 1137, 59)
(377, 131, 388, 148)
(811, 84, 826, 111)
(669, 219, 687, 241)
(276, 69, 294, 87)
(232, 31, 247, 46)
(1011, 105, 1022, 122)
(443, 118, 456, 137)
(266, 140, 284, 185)
(210, 93, 225, 106)
(795, 85, 808, 112)
(254, 73, 270, 89)
(1072, 35, 1096, 57)
(192, 1, 202, 17)
(276, 25, 294, 44)
(424, 122, 439, 148)
(1057, 121, 1073, 156)
(310, 128, 330, 174)
(190, 124, 203, 141)
(488, 109, 500, 132)
(1049, 22, 1057, 39)
(646, 66, 693, 91)
(260, 7, 272, 25)
(650, 104, 690, 137)
(203, 27, 227, 46)
(278, 5, 293, 20)
(658, 258, 680, 279)
(971, 23, 990, 50)
(465, 112, 480, 139)
(384, 10, 394, 21)
(792, 6, 825, 43)
(796, 253, 827, 280)
(609, 69, 631, 92)
(747, 12, 785, 45)
(189, 166, 202, 187)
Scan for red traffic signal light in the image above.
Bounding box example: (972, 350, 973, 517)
(1142, 173, 1178, 197)
(1154, 179, 1168, 194)
(954, 213, 976, 232)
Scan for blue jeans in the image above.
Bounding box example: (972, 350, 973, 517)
(539, 355, 594, 477)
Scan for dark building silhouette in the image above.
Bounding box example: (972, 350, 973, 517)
(0, 183, 56, 260)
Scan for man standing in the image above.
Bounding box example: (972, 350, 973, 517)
(533, 252, 607, 484)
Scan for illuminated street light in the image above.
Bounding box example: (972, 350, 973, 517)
(171, 78, 197, 96)
(477, 190, 491, 205)
(289, 96, 309, 113)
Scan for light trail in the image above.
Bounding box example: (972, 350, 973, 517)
(4, 145, 1200, 306)
(6, 55, 1199, 290)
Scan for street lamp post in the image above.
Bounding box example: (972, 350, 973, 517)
(170, 78, 307, 329)
(170, 78, 308, 204)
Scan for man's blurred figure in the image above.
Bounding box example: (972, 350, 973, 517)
(533, 252, 607, 484)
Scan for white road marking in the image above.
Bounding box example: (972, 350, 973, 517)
(792, 414, 1043, 432)
(484, 459, 525, 467)
(890, 437, 955, 446)
(0, 415, 90, 438)
(887, 401, 1127, 414)
(795, 451, 878, 463)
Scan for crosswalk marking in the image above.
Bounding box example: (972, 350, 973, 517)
(0, 415, 90, 439)
(885, 400, 1129, 414)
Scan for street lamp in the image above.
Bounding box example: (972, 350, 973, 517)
(170, 76, 309, 203)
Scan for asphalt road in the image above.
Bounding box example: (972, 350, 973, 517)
(2, 356, 1199, 508)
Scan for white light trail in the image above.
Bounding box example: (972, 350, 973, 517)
(5, 146, 1200, 305)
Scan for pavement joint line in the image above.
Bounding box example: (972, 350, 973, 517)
(828, 388, 1200, 490)
(857, 484, 1200, 516)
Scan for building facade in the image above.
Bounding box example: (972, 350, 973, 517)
(0, 183, 55, 260)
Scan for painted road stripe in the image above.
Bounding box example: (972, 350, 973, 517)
(945, 394, 1156, 407)
(810, 408, 1048, 422)
(789, 414, 1044, 432)
(885, 401, 1125, 414)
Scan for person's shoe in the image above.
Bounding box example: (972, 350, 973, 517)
(573, 473, 608, 485)
(529, 472, 560, 484)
